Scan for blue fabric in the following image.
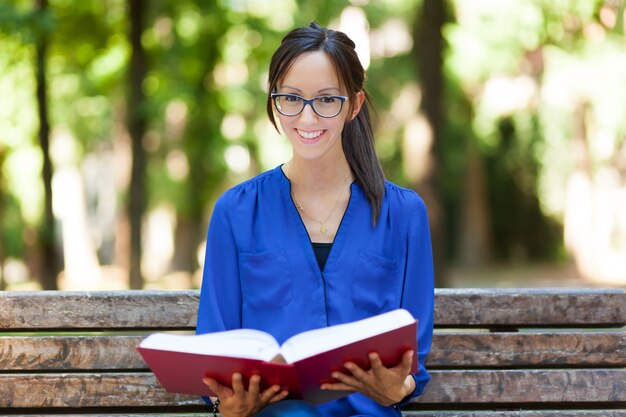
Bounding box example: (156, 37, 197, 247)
(256, 400, 323, 416)
(197, 165, 434, 417)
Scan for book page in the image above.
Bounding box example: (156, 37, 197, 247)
(139, 329, 281, 361)
(279, 309, 415, 363)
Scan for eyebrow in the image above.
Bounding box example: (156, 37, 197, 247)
(278, 86, 341, 94)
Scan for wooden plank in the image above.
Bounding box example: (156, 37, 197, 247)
(0, 373, 203, 408)
(0, 336, 147, 370)
(5, 412, 626, 417)
(403, 412, 626, 417)
(69, 412, 625, 417)
(434, 288, 626, 327)
(428, 331, 626, 368)
(3, 331, 624, 371)
(1, 289, 624, 330)
(412, 369, 626, 406)
(1, 369, 624, 408)
(0, 290, 199, 330)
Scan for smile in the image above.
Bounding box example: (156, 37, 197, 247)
(296, 129, 325, 140)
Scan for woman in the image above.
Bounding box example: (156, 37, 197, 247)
(196, 22, 434, 417)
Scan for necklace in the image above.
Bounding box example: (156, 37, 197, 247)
(286, 163, 350, 235)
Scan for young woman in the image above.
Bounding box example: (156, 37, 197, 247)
(196, 22, 434, 417)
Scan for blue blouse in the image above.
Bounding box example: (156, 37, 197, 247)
(197, 165, 434, 416)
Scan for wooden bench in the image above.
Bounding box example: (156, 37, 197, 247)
(1, 288, 625, 416)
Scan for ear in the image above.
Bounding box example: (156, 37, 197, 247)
(349, 91, 365, 121)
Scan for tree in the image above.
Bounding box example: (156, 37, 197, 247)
(35, 0, 60, 290)
(413, 0, 448, 287)
(127, 0, 148, 289)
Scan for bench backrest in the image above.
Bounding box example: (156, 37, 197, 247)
(1, 288, 625, 416)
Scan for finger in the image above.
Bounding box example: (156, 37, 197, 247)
(368, 352, 389, 379)
(203, 377, 231, 398)
(368, 352, 384, 370)
(268, 389, 290, 403)
(343, 361, 369, 380)
(332, 369, 362, 388)
(231, 373, 246, 398)
(399, 350, 414, 372)
(248, 374, 262, 398)
(260, 384, 281, 403)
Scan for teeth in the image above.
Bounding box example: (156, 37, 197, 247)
(297, 129, 323, 139)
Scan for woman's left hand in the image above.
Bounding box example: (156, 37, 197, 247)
(320, 349, 416, 406)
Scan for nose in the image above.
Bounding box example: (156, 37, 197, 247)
(299, 102, 319, 124)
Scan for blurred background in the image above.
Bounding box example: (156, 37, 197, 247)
(1, 0, 625, 291)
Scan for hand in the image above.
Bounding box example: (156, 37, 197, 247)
(320, 350, 416, 406)
(203, 373, 289, 417)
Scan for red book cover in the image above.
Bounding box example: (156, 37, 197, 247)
(136, 309, 417, 405)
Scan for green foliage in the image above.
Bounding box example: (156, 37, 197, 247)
(2, 0, 624, 276)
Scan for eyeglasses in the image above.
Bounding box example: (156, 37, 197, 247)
(271, 93, 348, 118)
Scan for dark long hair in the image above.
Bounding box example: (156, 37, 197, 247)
(266, 22, 385, 225)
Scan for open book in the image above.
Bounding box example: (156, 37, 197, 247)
(136, 309, 417, 405)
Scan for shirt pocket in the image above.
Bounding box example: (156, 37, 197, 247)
(351, 250, 399, 312)
(239, 249, 293, 308)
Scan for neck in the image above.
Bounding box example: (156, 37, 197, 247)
(285, 157, 352, 194)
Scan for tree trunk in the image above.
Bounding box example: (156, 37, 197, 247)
(413, 0, 448, 287)
(0, 146, 6, 291)
(127, 0, 147, 289)
(457, 142, 492, 267)
(35, 0, 59, 290)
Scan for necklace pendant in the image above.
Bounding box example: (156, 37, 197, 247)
(320, 223, 328, 235)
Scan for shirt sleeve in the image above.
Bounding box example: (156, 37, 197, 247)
(397, 194, 435, 404)
(196, 194, 243, 406)
(196, 193, 242, 335)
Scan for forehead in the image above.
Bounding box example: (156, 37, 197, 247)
(279, 51, 342, 92)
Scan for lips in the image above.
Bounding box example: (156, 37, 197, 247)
(296, 129, 325, 143)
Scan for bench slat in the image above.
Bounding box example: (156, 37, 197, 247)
(0, 290, 198, 330)
(403, 413, 626, 417)
(0, 336, 147, 370)
(0, 373, 199, 408)
(1, 369, 624, 408)
(1, 288, 624, 330)
(413, 369, 626, 406)
(2, 332, 624, 371)
(6, 413, 626, 417)
(428, 331, 626, 368)
(434, 288, 626, 327)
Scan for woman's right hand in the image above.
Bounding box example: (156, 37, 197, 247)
(203, 373, 288, 417)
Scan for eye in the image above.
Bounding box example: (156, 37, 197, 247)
(284, 95, 301, 102)
(317, 96, 337, 104)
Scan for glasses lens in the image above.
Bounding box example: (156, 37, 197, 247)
(313, 96, 343, 117)
(275, 95, 303, 116)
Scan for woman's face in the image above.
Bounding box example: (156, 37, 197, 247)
(274, 51, 363, 164)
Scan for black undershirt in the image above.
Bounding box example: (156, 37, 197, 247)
(311, 242, 333, 271)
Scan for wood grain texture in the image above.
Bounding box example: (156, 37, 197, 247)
(428, 331, 626, 368)
(0, 336, 147, 370)
(2, 331, 624, 371)
(413, 369, 626, 405)
(6, 413, 626, 417)
(433, 288, 626, 327)
(1, 369, 624, 408)
(403, 412, 626, 417)
(0, 373, 202, 408)
(1, 289, 624, 330)
(5, 413, 626, 417)
(0, 290, 199, 330)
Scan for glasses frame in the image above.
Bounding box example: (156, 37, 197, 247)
(271, 93, 348, 118)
